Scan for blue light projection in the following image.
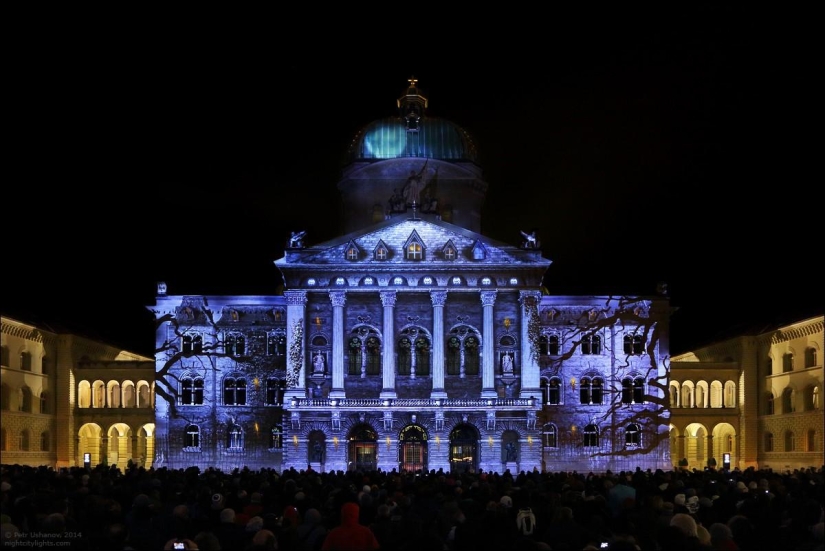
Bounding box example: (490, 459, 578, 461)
(350, 117, 478, 162)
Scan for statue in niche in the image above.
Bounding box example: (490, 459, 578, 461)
(505, 441, 518, 461)
(313, 353, 325, 374)
(502, 352, 514, 374)
(312, 440, 324, 462)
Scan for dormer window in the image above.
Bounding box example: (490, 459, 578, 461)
(403, 230, 425, 260)
(374, 240, 390, 261)
(347, 247, 359, 260)
(472, 241, 487, 260)
(444, 248, 455, 260)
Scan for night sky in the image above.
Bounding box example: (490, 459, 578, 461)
(4, 12, 820, 358)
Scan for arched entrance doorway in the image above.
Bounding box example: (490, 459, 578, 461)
(399, 424, 427, 473)
(348, 424, 377, 471)
(449, 424, 478, 473)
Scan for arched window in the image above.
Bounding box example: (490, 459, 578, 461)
(782, 388, 794, 414)
(784, 430, 795, 452)
(580, 377, 592, 404)
(20, 352, 32, 371)
(266, 379, 280, 406)
(366, 337, 381, 375)
(19, 387, 33, 413)
(181, 377, 204, 405)
(39, 391, 49, 415)
(182, 334, 203, 354)
(20, 429, 30, 451)
(813, 386, 821, 410)
(591, 378, 604, 404)
(548, 378, 561, 405)
(625, 424, 641, 447)
(621, 379, 633, 405)
(783, 353, 794, 373)
(806, 429, 817, 452)
(40, 431, 50, 451)
(543, 424, 557, 448)
(268, 334, 287, 367)
(348, 337, 362, 375)
(224, 378, 246, 405)
(710, 381, 723, 408)
(724, 381, 736, 408)
(623, 334, 644, 355)
(582, 334, 601, 355)
(185, 425, 200, 449)
(464, 336, 480, 375)
(765, 393, 775, 415)
(398, 337, 412, 376)
(764, 432, 773, 452)
(633, 378, 645, 404)
(805, 347, 817, 368)
(583, 424, 599, 447)
(446, 337, 460, 375)
(226, 334, 246, 356)
(415, 336, 430, 376)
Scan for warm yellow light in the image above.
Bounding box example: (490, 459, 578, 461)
(293, 435, 299, 447)
(254, 422, 259, 433)
(504, 317, 511, 329)
(488, 436, 494, 448)
(333, 436, 339, 450)
(527, 436, 533, 447)
(386, 436, 391, 450)
(570, 377, 577, 389)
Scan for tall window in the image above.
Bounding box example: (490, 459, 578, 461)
(582, 334, 601, 355)
(805, 347, 818, 368)
(266, 379, 280, 405)
(547, 378, 561, 405)
(782, 353, 794, 373)
(398, 337, 412, 376)
(40, 431, 50, 451)
(580, 377, 592, 404)
(267, 334, 287, 367)
(226, 334, 245, 356)
(765, 393, 775, 415)
(621, 379, 633, 405)
(366, 337, 381, 375)
(625, 424, 641, 447)
(623, 334, 644, 355)
(39, 392, 49, 414)
(583, 424, 599, 447)
(592, 378, 604, 404)
(446, 337, 460, 375)
(270, 426, 283, 449)
(227, 425, 244, 450)
(20, 429, 30, 451)
(784, 430, 795, 452)
(464, 337, 480, 375)
(181, 377, 204, 405)
(543, 424, 557, 448)
(807, 429, 816, 452)
(764, 432, 773, 452)
(348, 338, 362, 375)
(415, 336, 430, 376)
(19, 387, 32, 413)
(20, 352, 32, 371)
(224, 378, 247, 405)
(782, 388, 794, 414)
(185, 425, 200, 448)
(633, 378, 645, 404)
(182, 334, 203, 354)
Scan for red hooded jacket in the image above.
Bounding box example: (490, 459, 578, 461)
(321, 502, 379, 551)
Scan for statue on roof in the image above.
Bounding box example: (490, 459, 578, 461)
(520, 230, 540, 249)
(288, 231, 306, 248)
(402, 160, 430, 206)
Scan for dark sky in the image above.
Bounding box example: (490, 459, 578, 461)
(5, 11, 820, 358)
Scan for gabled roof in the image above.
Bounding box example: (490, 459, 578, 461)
(275, 215, 551, 270)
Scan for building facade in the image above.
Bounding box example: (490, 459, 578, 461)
(670, 315, 824, 471)
(0, 315, 155, 469)
(149, 79, 672, 474)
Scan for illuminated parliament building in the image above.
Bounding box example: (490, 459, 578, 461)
(147, 79, 673, 474)
(3, 80, 821, 474)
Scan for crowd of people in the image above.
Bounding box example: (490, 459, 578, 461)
(1, 461, 823, 550)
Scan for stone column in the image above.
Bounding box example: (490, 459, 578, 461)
(519, 290, 542, 401)
(284, 290, 308, 403)
(430, 291, 447, 400)
(329, 291, 347, 399)
(380, 291, 397, 399)
(481, 291, 497, 398)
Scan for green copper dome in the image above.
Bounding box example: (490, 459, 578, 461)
(346, 116, 479, 163)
